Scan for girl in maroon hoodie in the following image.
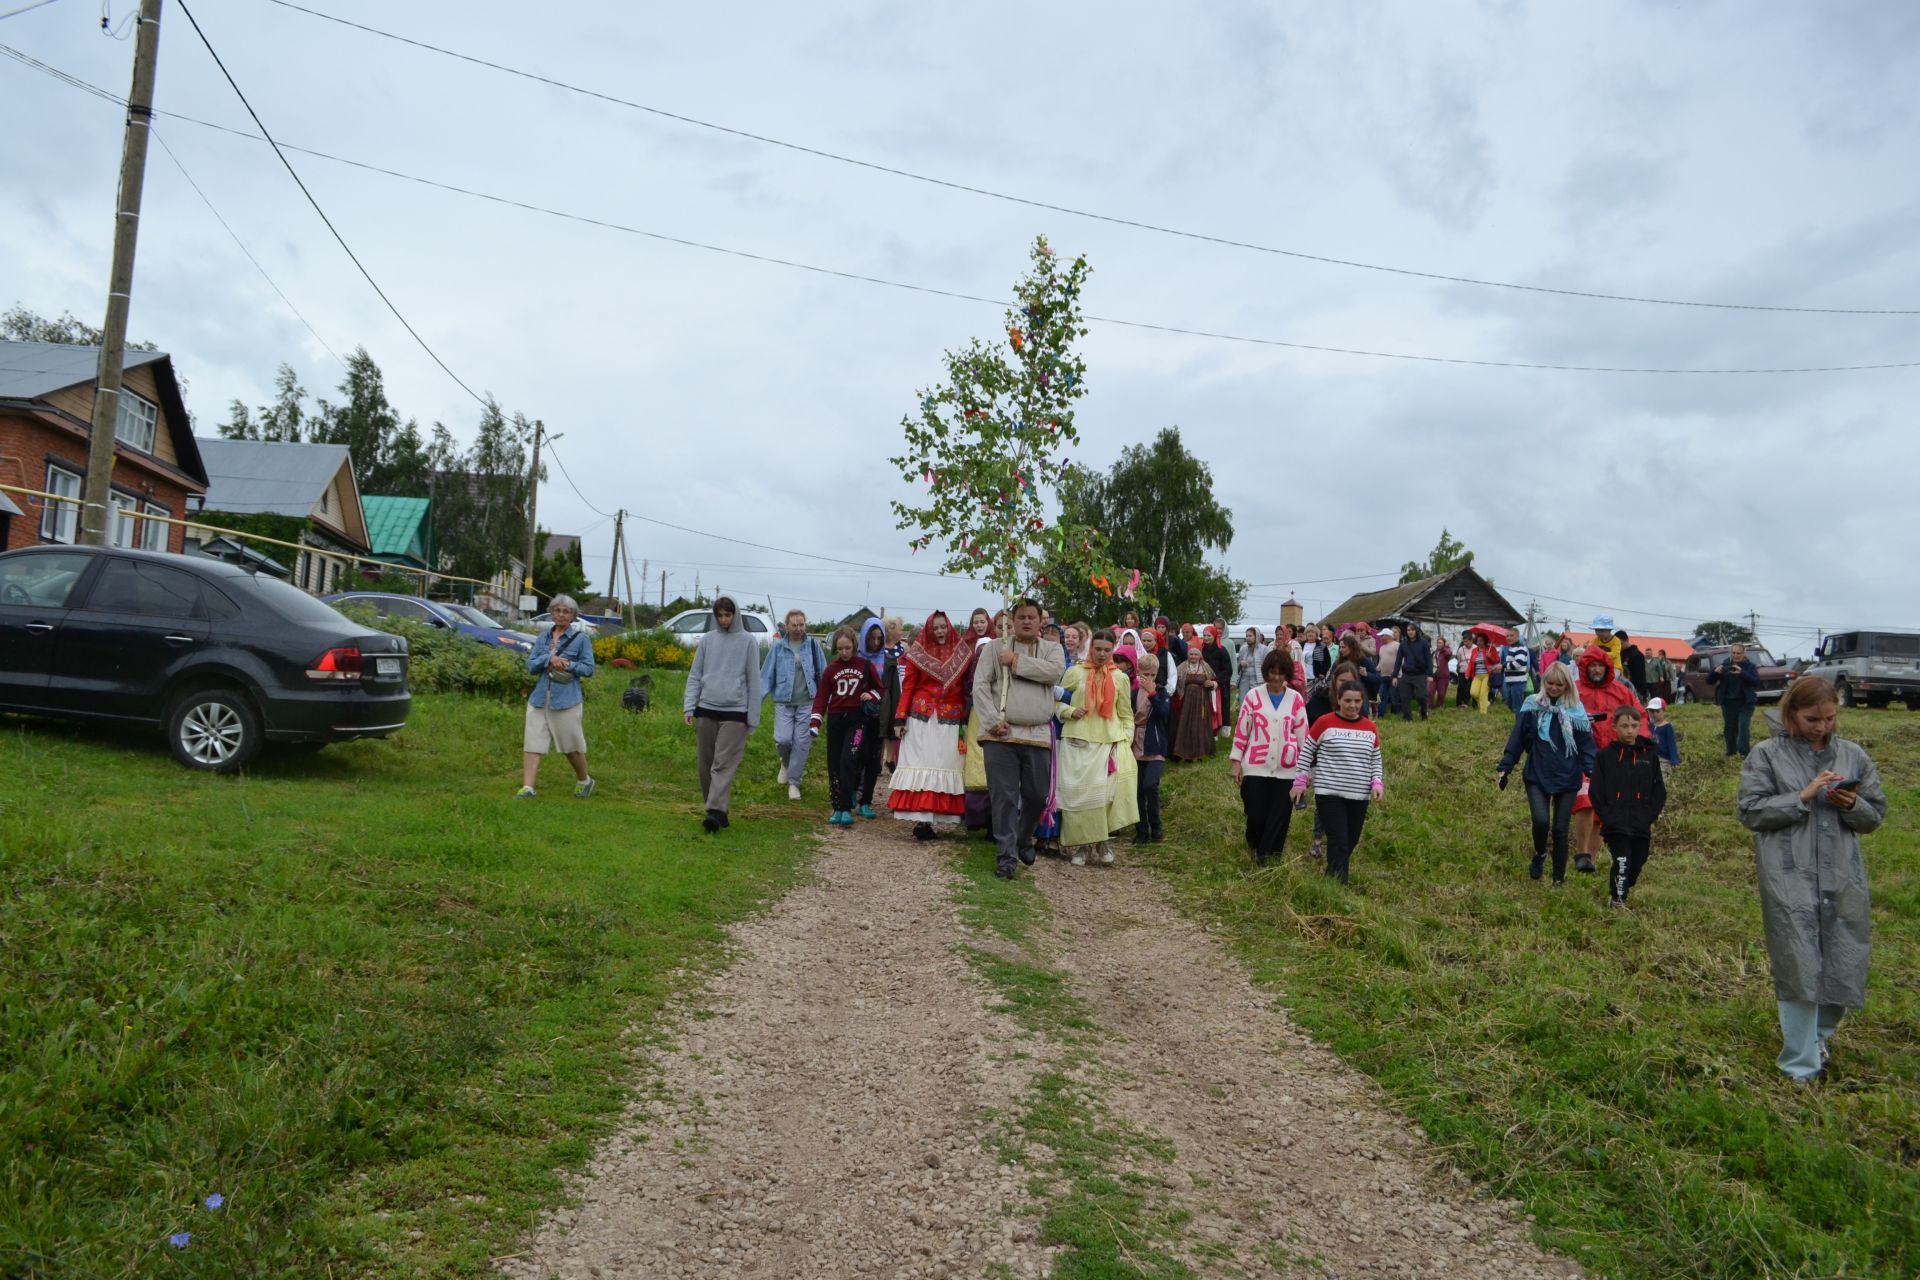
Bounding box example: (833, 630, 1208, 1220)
(810, 627, 883, 826)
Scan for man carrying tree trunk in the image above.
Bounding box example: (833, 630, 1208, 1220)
(974, 599, 1067, 879)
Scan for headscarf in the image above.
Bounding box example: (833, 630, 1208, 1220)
(1118, 627, 1142, 651)
(1080, 647, 1118, 720)
(1524, 681, 1590, 747)
(903, 610, 972, 691)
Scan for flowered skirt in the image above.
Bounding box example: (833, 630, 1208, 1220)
(1059, 738, 1116, 847)
(887, 716, 966, 823)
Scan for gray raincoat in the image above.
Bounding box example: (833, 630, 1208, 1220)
(1735, 710, 1887, 1007)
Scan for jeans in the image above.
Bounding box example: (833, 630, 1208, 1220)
(1722, 702, 1754, 757)
(1136, 759, 1165, 838)
(1239, 775, 1295, 862)
(983, 741, 1051, 871)
(1776, 1000, 1845, 1080)
(1525, 783, 1575, 880)
(1503, 681, 1528, 714)
(824, 711, 869, 812)
(772, 702, 814, 781)
(1314, 795, 1369, 883)
(1606, 831, 1652, 902)
(694, 715, 749, 815)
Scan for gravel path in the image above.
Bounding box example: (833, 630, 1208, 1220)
(501, 799, 1587, 1279)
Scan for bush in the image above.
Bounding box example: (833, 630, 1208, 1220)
(334, 603, 534, 698)
(592, 628, 692, 671)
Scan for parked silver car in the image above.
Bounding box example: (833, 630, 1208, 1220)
(663, 606, 777, 654)
(1801, 630, 1920, 710)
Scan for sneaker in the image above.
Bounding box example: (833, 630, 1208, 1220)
(1070, 852, 1087, 867)
(788, 783, 802, 801)
(1574, 855, 1597, 874)
(1608, 897, 1629, 911)
(994, 861, 1016, 880)
(513, 785, 537, 799)
(1099, 845, 1114, 866)
(777, 763, 789, 785)
(858, 804, 877, 820)
(830, 810, 851, 826)
(573, 777, 595, 799)
(1309, 837, 1325, 860)
(1018, 845, 1037, 866)
(718, 811, 730, 828)
(1529, 854, 1545, 881)
(702, 811, 720, 833)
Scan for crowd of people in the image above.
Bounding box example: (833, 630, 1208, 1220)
(509, 593, 1889, 1085)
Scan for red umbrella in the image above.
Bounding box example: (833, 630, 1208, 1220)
(1465, 623, 1512, 643)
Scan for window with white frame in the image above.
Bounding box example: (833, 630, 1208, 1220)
(39, 464, 82, 543)
(108, 493, 138, 548)
(140, 501, 170, 551)
(116, 391, 159, 454)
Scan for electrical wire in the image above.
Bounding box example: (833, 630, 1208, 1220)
(0, 0, 62, 20)
(540, 441, 614, 519)
(262, 0, 1920, 318)
(151, 127, 346, 364)
(173, 1, 487, 405)
(15, 49, 1920, 375)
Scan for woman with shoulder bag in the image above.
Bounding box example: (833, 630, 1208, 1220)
(517, 595, 597, 799)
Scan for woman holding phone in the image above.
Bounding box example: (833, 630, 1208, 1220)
(1737, 676, 1888, 1083)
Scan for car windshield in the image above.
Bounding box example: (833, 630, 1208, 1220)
(442, 604, 505, 628)
(1746, 647, 1777, 666)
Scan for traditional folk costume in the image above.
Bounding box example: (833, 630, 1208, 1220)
(887, 612, 975, 826)
(1058, 653, 1133, 860)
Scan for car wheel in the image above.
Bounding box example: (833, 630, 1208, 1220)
(167, 688, 262, 773)
(1835, 679, 1854, 708)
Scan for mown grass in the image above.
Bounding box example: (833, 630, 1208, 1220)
(0, 673, 816, 1278)
(947, 846, 1196, 1280)
(1147, 701, 1920, 1280)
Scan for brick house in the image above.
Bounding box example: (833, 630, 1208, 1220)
(0, 340, 210, 553)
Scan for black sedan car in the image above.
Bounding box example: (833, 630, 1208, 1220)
(0, 545, 410, 772)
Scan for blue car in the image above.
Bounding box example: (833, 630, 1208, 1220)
(323, 592, 536, 655)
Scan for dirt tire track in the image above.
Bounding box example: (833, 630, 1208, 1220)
(1031, 853, 1584, 1279)
(499, 813, 1055, 1280)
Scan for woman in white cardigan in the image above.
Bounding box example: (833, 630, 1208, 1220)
(1229, 647, 1310, 865)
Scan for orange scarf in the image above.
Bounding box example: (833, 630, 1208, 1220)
(1081, 656, 1117, 719)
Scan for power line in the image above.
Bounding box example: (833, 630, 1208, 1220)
(173, 0, 486, 404)
(151, 127, 345, 364)
(17, 52, 1920, 376)
(540, 440, 614, 519)
(263, 0, 1920, 319)
(0, 0, 63, 20)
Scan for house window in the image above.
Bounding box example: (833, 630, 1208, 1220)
(39, 464, 82, 543)
(108, 493, 138, 548)
(1451, 590, 1468, 611)
(140, 501, 171, 551)
(319, 486, 331, 514)
(116, 391, 159, 454)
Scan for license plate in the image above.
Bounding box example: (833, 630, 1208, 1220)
(376, 657, 402, 677)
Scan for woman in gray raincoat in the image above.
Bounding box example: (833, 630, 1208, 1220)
(1736, 676, 1888, 1082)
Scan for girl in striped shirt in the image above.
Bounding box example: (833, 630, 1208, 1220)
(1293, 681, 1385, 884)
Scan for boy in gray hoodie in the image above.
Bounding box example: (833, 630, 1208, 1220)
(683, 597, 764, 832)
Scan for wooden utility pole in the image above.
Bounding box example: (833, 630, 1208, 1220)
(606, 509, 624, 603)
(79, 0, 164, 547)
(520, 419, 545, 610)
(659, 570, 667, 607)
(619, 534, 638, 629)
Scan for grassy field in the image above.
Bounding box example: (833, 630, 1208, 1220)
(0, 674, 816, 1279)
(1146, 700, 1919, 1280)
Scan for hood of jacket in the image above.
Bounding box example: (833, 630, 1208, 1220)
(859, 618, 889, 672)
(1579, 644, 1617, 688)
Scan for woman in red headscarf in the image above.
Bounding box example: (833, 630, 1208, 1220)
(888, 611, 976, 839)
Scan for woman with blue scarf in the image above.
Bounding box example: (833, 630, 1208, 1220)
(1496, 661, 1595, 884)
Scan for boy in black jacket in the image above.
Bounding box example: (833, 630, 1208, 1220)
(1591, 705, 1667, 908)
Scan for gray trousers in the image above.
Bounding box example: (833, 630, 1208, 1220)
(983, 740, 1051, 870)
(695, 716, 749, 814)
(772, 702, 814, 779)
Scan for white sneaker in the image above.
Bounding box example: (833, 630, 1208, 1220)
(787, 783, 802, 801)
(1099, 845, 1114, 865)
(1070, 852, 1086, 866)
(777, 763, 788, 785)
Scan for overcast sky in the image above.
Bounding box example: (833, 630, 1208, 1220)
(5, 0, 1917, 653)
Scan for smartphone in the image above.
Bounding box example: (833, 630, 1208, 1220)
(1830, 777, 1862, 792)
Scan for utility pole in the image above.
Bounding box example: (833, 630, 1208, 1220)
(79, 0, 164, 547)
(605, 509, 623, 604)
(619, 533, 637, 629)
(659, 569, 667, 607)
(520, 419, 547, 613)
(1747, 610, 1758, 641)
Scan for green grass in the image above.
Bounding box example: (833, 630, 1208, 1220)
(946, 844, 1197, 1280)
(1145, 702, 1920, 1280)
(0, 674, 817, 1278)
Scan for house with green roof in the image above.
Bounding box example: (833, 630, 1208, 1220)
(361, 495, 433, 572)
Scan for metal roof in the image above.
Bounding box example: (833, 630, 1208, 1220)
(0, 489, 22, 517)
(0, 340, 166, 401)
(362, 495, 431, 558)
(195, 437, 352, 516)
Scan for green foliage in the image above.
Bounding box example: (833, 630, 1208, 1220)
(1, 304, 157, 351)
(1036, 427, 1242, 623)
(1399, 528, 1476, 584)
(1144, 703, 1920, 1280)
(433, 403, 534, 584)
(0, 684, 818, 1277)
(1695, 620, 1759, 646)
(533, 529, 590, 599)
(890, 236, 1133, 609)
(591, 628, 693, 671)
(334, 603, 534, 697)
(188, 510, 310, 570)
(221, 363, 311, 443)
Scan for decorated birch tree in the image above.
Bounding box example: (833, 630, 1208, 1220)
(890, 236, 1139, 621)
